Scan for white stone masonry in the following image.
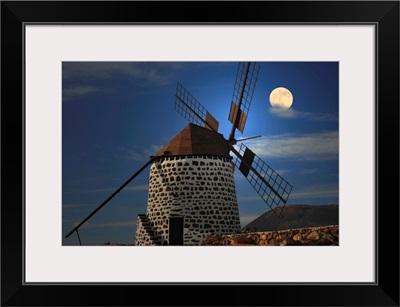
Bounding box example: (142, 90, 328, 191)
(135, 155, 241, 245)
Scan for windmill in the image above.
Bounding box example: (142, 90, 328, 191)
(65, 62, 293, 246)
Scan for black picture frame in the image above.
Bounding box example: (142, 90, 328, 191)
(1, 1, 399, 306)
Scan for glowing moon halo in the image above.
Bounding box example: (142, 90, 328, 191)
(269, 87, 293, 109)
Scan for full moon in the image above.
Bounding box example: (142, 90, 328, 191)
(269, 87, 293, 109)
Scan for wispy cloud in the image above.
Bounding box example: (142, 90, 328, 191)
(124, 184, 149, 191)
(290, 184, 338, 200)
(84, 184, 149, 194)
(274, 169, 290, 176)
(124, 144, 163, 162)
(63, 63, 185, 101)
(63, 85, 104, 101)
(79, 220, 136, 228)
(237, 183, 338, 202)
(145, 145, 164, 158)
(63, 203, 97, 209)
(63, 62, 184, 85)
(269, 107, 337, 121)
(300, 169, 318, 175)
(241, 131, 338, 161)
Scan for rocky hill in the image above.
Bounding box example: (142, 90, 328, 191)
(243, 204, 338, 232)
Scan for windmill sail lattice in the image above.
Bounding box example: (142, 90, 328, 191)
(233, 143, 293, 214)
(175, 82, 219, 132)
(228, 62, 260, 139)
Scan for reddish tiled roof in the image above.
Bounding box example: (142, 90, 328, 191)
(153, 124, 231, 158)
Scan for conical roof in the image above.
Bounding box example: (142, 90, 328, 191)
(153, 123, 231, 159)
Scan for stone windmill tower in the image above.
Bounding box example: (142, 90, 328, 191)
(65, 62, 293, 246)
(134, 123, 241, 246)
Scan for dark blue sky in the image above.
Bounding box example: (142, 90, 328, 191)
(62, 62, 339, 245)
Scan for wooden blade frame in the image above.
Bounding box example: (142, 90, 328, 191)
(228, 62, 260, 142)
(232, 143, 293, 216)
(228, 102, 247, 133)
(174, 82, 219, 132)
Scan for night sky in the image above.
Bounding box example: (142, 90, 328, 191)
(62, 62, 339, 246)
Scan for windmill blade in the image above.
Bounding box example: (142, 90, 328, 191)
(174, 82, 219, 131)
(231, 143, 292, 215)
(228, 62, 260, 142)
(65, 157, 155, 241)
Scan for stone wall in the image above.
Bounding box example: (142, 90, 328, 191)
(135, 155, 241, 246)
(201, 225, 339, 246)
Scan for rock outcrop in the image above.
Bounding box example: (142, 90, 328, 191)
(201, 225, 339, 246)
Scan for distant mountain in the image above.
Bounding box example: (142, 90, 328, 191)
(243, 204, 338, 232)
